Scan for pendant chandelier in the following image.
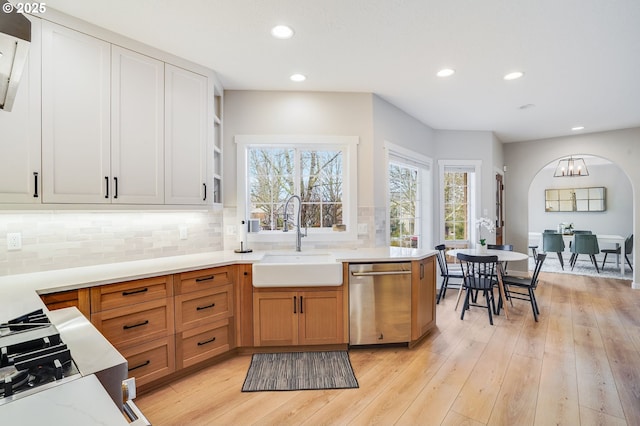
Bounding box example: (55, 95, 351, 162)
(554, 156, 589, 177)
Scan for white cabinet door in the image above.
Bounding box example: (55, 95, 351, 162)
(165, 64, 208, 205)
(0, 18, 41, 203)
(111, 46, 164, 204)
(41, 21, 111, 204)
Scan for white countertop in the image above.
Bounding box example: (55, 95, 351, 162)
(0, 247, 435, 322)
(0, 375, 129, 426)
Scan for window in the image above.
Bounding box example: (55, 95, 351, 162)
(439, 161, 481, 247)
(236, 135, 358, 242)
(444, 172, 469, 241)
(248, 147, 343, 230)
(386, 142, 432, 249)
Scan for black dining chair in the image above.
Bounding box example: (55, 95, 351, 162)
(487, 244, 513, 274)
(457, 253, 499, 325)
(435, 244, 464, 304)
(502, 253, 546, 322)
(601, 234, 633, 272)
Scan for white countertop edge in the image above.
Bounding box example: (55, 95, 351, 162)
(0, 247, 435, 322)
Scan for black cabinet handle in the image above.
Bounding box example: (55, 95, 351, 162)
(203, 183, 207, 201)
(122, 287, 148, 296)
(197, 336, 216, 346)
(196, 303, 216, 311)
(128, 360, 150, 372)
(293, 296, 297, 314)
(300, 296, 304, 314)
(33, 172, 39, 198)
(123, 320, 149, 330)
(420, 263, 424, 280)
(195, 275, 214, 282)
(105, 176, 109, 198)
(114, 177, 118, 199)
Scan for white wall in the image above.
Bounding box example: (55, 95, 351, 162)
(504, 127, 639, 287)
(222, 90, 439, 250)
(528, 162, 633, 235)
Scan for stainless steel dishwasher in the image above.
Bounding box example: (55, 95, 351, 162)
(349, 262, 412, 345)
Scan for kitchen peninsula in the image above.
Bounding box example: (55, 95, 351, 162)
(0, 247, 436, 397)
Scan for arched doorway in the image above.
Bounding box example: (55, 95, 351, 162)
(526, 154, 633, 278)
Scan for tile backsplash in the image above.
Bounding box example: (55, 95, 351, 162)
(0, 210, 223, 275)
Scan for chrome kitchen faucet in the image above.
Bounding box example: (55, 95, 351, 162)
(283, 195, 307, 251)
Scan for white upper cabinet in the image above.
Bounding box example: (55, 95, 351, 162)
(41, 21, 111, 204)
(111, 46, 165, 204)
(0, 18, 41, 203)
(165, 64, 208, 205)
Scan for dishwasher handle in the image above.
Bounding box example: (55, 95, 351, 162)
(351, 270, 411, 277)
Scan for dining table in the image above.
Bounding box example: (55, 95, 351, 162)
(447, 248, 529, 319)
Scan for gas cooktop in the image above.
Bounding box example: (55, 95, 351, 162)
(0, 309, 80, 404)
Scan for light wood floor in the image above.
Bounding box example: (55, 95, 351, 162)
(136, 272, 640, 425)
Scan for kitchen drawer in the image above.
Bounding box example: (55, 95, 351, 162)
(176, 266, 234, 295)
(41, 288, 91, 318)
(176, 319, 231, 369)
(91, 275, 173, 313)
(175, 284, 233, 332)
(91, 298, 174, 349)
(120, 336, 176, 387)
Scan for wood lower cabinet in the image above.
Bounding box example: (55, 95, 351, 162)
(253, 287, 344, 347)
(119, 336, 175, 387)
(175, 267, 235, 366)
(90, 275, 176, 384)
(176, 318, 231, 369)
(411, 256, 436, 342)
(40, 288, 91, 318)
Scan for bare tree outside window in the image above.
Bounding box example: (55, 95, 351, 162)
(444, 172, 468, 241)
(249, 147, 343, 230)
(389, 163, 419, 247)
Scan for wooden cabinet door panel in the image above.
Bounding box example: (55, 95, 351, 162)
(298, 290, 343, 345)
(253, 291, 298, 346)
(411, 257, 436, 340)
(175, 284, 233, 332)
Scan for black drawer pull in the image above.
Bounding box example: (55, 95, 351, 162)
(197, 336, 216, 346)
(122, 287, 148, 296)
(195, 275, 214, 282)
(105, 176, 109, 198)
(128, 360, 150, 372)
(196, 303, 216, 311)
(123, 320, 149, 330)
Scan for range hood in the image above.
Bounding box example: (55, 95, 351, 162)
(0, 0, 31, 112)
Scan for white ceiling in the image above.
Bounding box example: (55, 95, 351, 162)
(42, 0, 640, 142)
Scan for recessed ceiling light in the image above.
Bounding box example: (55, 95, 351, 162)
(519, 103, 535, 110)
(571, 126, 585, 131)
(437, 68, 455, 77)
(504, 71, 524, 81)
(271, 25, 294, 39)
(290, 73, 306, 82)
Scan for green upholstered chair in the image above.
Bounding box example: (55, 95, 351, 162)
(569, 230, 593, 266)
(570, 233, 600, 272)
(543, 232, 565, 270)
(601, 234, 633, 271)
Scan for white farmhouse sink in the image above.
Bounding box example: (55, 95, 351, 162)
(252, 252, 343, 287)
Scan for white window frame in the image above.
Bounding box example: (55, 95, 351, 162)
(438, 159, 482, 247)
(384, 141, 433, 249)
(235, 135, 359, 244)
